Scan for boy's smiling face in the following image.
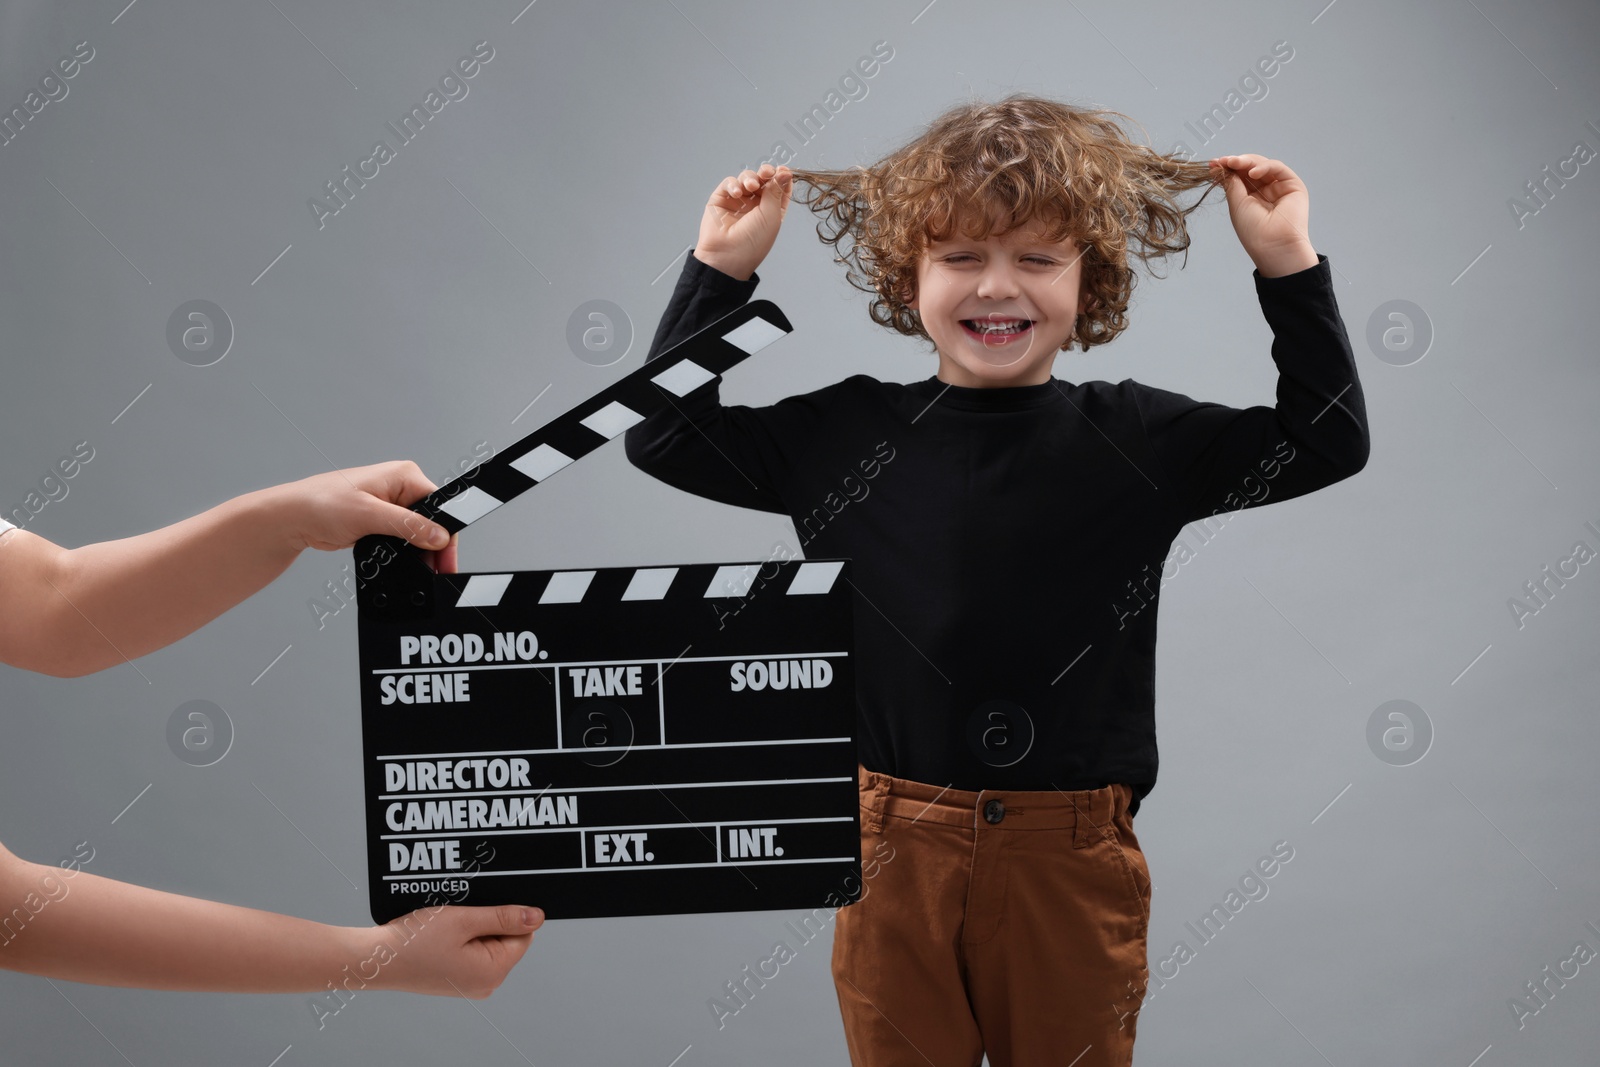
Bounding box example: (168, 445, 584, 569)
(907, 211, 1086, 389)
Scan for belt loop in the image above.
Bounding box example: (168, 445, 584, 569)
(864, 772, 887, 834)
(1073, 787, 1112, 849)
(1072, 790, 1091, 849)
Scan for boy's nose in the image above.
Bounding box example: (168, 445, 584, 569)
(974, 264, 1022, 300)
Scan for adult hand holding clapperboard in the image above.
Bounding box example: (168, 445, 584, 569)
(0, 461, 541, 997)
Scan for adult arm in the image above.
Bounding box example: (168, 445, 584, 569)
(0, 462, 456, 678)
(0, 840, 538, 996)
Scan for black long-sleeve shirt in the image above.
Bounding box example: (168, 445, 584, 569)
(625, 251, 1369, 816)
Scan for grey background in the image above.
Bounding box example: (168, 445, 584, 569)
(1, 0, 1596, 1064)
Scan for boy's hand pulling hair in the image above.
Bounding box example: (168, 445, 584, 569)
(694, 163, 793, 281)
(1207, 154, 1319, 278)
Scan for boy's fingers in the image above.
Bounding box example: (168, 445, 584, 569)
(711, 176, 750, 206)
(724, 168, 783, 199)
(1212, 154, 1277, 181)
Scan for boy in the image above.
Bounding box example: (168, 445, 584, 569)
(0, 460, 542, 996)
(626, 95, 1369, 1065)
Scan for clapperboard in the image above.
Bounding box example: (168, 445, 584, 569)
(352, 300, 861, 923)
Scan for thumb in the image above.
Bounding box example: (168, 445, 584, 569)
(471, 905, 544, 939)
(375, 502, 451, 550)
(769, 172, 793, 219)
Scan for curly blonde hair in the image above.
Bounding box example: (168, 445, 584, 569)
(787, 95, 1222, 353)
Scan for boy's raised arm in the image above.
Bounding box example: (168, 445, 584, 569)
(624, 251, 801, 513)
(625, 165, 826, 514)
(1132, 253, 1371, 524)
(1134, 157, 1369, 524)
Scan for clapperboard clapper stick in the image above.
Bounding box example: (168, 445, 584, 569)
(352, 300, 861, 923)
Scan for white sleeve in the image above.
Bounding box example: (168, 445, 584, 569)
(0, 516, 13, 533)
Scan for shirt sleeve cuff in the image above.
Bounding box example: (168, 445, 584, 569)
(686, 249, 762, 294)
(1252, 252, 1330, 293)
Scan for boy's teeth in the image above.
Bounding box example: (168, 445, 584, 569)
(968, 319, 1029, 334)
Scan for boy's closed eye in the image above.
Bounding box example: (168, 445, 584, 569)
(941, 254, 1059, 266)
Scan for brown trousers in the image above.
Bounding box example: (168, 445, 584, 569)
(831, 766, 1152, 1067)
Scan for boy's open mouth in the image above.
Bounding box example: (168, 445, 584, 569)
(960, 318, 1033, 341)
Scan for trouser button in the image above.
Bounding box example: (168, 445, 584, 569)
(983, 799, 1006, 825)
